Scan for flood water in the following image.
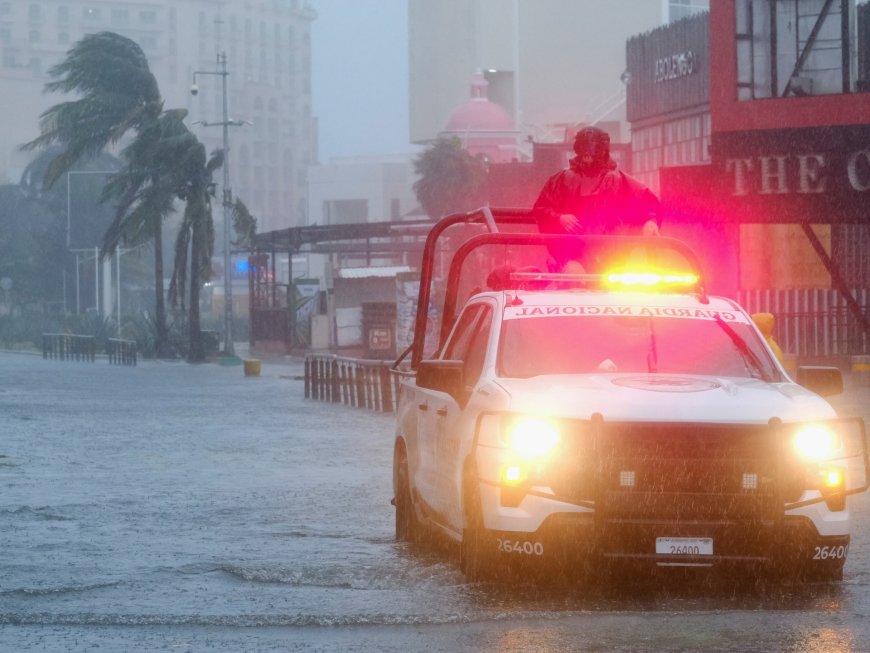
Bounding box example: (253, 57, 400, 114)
(1, 352, 869, 651)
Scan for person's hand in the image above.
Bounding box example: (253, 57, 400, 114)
(642, 219, 660, 237)
(559, 213, 582, 233)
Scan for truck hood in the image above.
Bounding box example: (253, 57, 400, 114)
(493, 374, 837, 424)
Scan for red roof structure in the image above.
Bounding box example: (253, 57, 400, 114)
(441, 70, 518, 163)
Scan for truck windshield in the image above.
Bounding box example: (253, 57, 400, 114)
(499, 314, 782, 381)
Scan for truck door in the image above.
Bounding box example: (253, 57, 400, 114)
(417, 303, 493, 531)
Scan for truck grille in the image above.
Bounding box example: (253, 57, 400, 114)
(549, 422, 800, 522)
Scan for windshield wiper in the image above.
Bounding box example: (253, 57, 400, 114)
(713, 316, 771, 381)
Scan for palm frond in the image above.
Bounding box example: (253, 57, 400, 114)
(45, 32, 159, 105)
(230, 198, 257, 247)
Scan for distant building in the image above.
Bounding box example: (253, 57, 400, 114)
(308, 155, 418, 228)
(620, 0, 870, 360)
(440, 70, 518, 163)
(408, 0, 709, 152)
(0, 0, 317, 234)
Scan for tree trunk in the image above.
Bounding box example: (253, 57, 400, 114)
(153, 218, 170, 357)
(187, 223, 204, 363)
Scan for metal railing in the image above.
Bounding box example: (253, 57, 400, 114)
(304, 354, 398, 413)
(739, 288, 870, 358)
(42, 333, 96, 362)
(107, 338, 137, 366)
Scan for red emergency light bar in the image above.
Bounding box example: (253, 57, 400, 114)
(509, 270, 701, 290)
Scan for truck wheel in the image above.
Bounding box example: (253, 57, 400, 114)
(394, 443, 420, 543)
(460, 474, 492, 580)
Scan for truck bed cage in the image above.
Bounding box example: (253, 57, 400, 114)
(401, 207, 708, 369)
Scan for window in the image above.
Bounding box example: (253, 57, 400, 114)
(140, 10, 156, 24)
(462, 309, 492, 388)
(669, 0, 708, 23)
(28, 4, 40, 20)
(444, 306, 483, 361)
(735, 0, 858, 99)
(499, 314, 780, 381)
(82, 7, 99, 20)
(443, 304, 493, 389)
(57, 5, 68, 24)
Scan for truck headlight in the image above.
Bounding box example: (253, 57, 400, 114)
(504, 418, 560, 458)
(792, 424, 840, 461)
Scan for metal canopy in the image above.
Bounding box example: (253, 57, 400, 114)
(250, 219, 435, 255)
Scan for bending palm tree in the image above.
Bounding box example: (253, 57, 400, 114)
(166, 130, 223, 363)
(22, 32, 171, 356)
(106, 109, 223, 362)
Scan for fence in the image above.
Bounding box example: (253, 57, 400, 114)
(42, 333, 96, 362)
(738, 288, 870, 359)
(107, 338, 137, 366)
(304, 354, 399, 413)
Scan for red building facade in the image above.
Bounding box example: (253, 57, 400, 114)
(625, 2, 870, 355)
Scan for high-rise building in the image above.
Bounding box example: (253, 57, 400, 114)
(0, 0, 317, 234)
(408, 0, 703, 154)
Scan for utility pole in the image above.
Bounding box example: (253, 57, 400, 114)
(193, 52, 247, 359)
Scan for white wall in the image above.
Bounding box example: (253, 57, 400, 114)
(306, 156, 417, 226)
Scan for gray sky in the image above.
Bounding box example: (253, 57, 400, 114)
(310, 0, 413, 161)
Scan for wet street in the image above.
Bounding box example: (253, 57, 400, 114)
(2, 351, 870, 652)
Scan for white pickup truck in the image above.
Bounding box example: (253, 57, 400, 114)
(392, 208, 869, 582)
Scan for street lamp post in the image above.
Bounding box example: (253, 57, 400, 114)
(193, 52, 244, 359)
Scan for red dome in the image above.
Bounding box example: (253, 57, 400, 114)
(444, 71, 514, 132)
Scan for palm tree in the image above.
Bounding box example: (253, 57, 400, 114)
(413, 137, 489, 220)
(22, 31, 171, 356)
(161, 118, 222, 362)
(102, 107, 224, 363)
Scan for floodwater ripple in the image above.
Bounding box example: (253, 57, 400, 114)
(1, 353, 869, 651)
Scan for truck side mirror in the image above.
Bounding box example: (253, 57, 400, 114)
(416, 359, 464, 397)
(797, 365, 843, 397)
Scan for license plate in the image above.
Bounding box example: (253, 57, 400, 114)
(656, 537, 713, 555)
